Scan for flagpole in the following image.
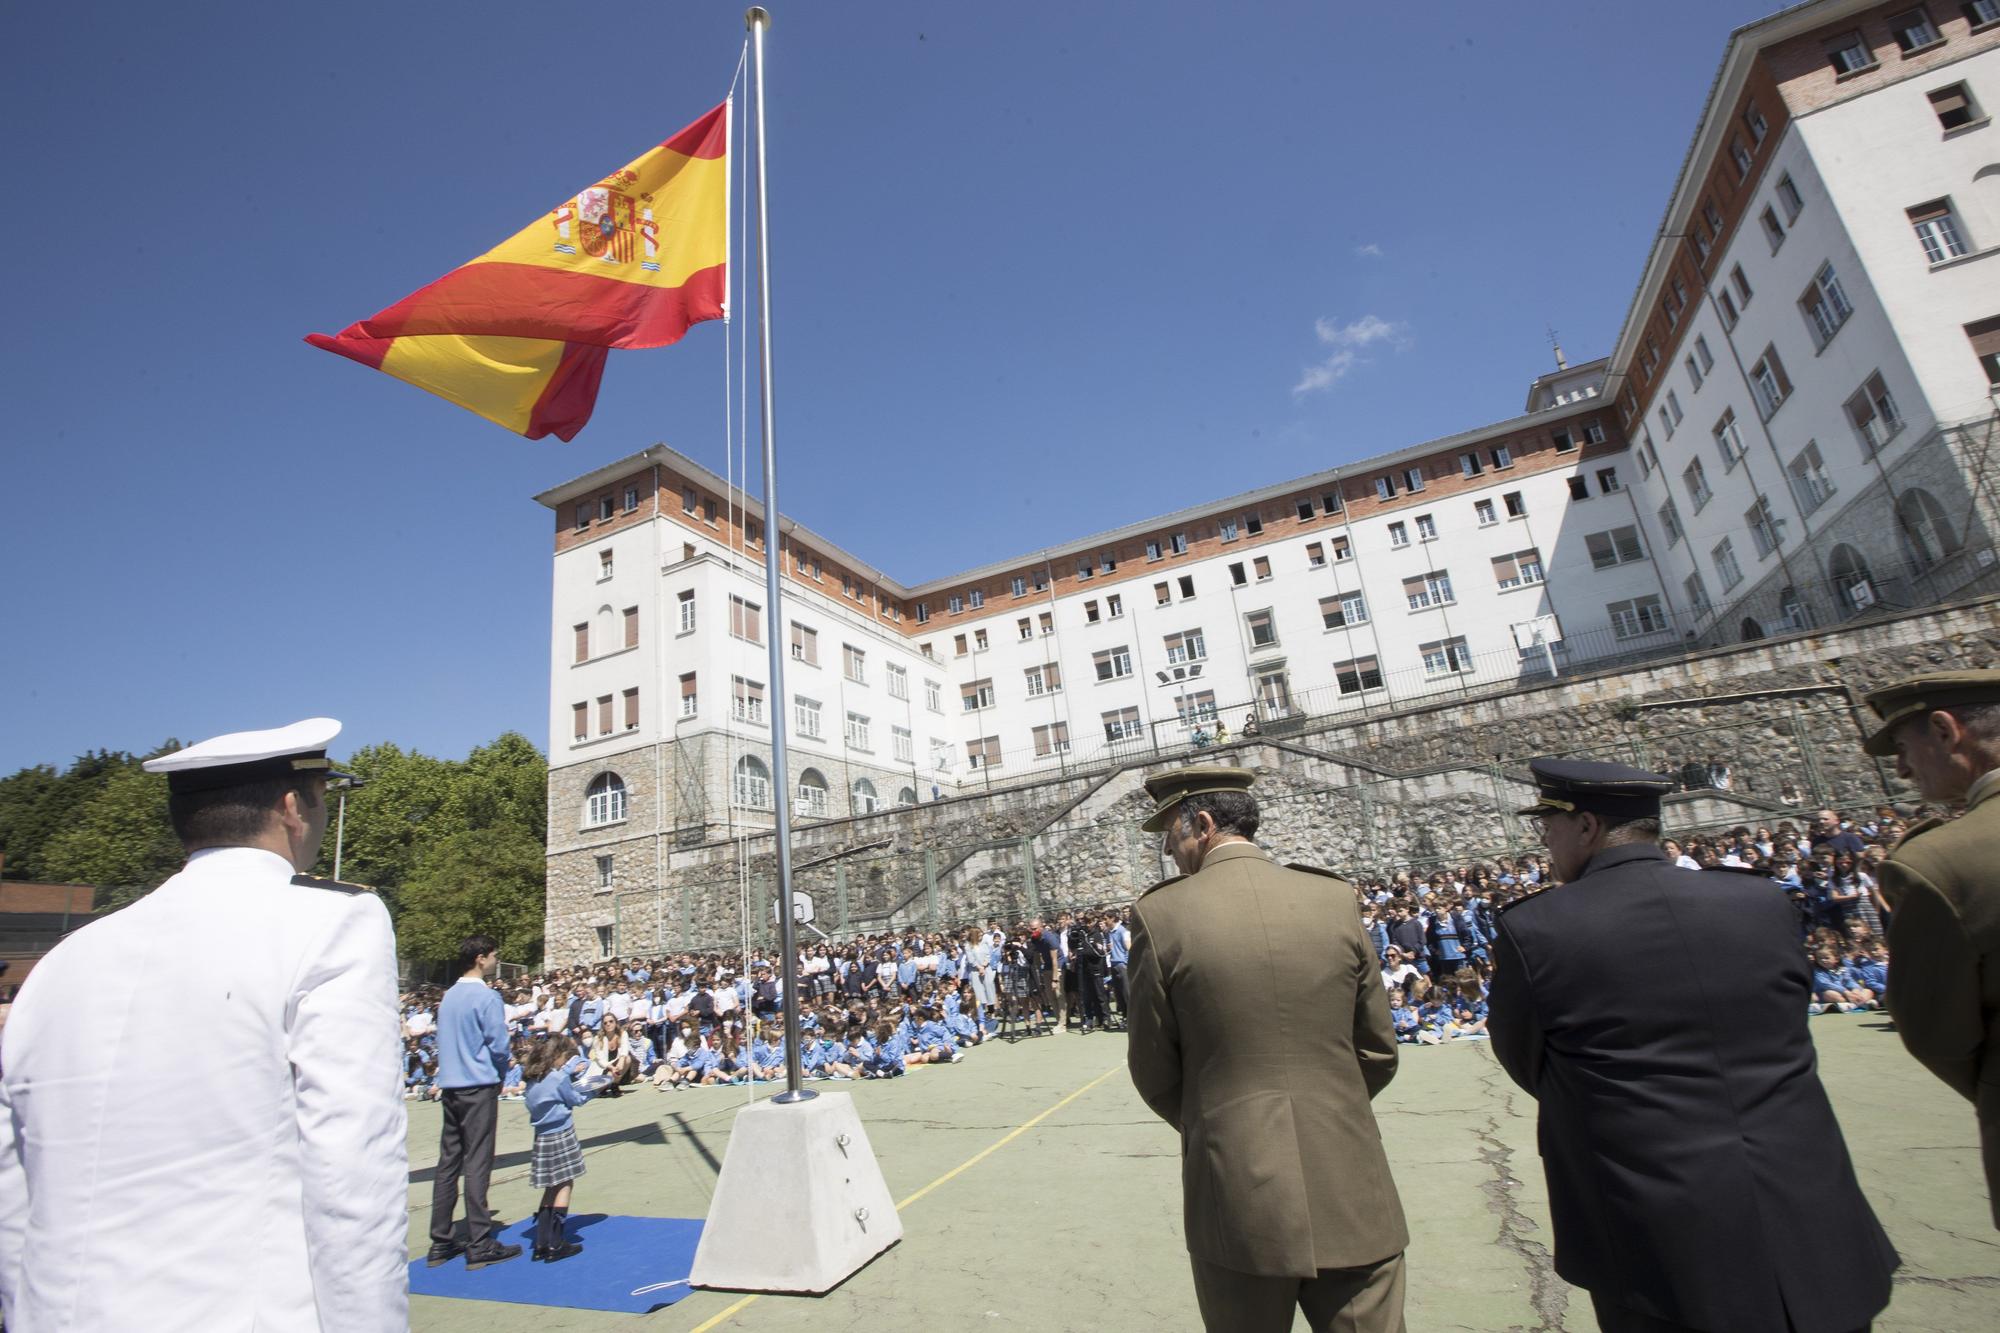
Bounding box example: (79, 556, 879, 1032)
(746, 3, 811, 1105)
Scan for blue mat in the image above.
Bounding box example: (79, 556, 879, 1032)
(409, 1214, 704, 1314)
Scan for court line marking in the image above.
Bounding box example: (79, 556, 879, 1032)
(685, 1064, 1124, 1333)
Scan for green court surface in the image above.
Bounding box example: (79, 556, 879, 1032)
(407, 1019, 1997, 1332)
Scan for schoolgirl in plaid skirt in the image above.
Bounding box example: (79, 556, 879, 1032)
(520, 1035, 600, 1263)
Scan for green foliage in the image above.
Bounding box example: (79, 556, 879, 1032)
(0, 748, 148, 881)
(393, 824, 547, 968)
(39, 763, 182, 909)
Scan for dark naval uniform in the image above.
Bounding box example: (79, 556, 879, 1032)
(1489, 760, 1895, 1333)
(1125, 766, 1407, 1333)
(1862, 671, 2000, 1227)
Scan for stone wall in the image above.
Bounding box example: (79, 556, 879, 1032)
(547, 593, 2000, 963)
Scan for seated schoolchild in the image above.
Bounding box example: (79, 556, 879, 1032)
(1388, 990, 1419, 1045)
(660, 1035, 715, 1090)
(946, 1005, 982, 1047)
(1415, 998, 1450, 1046)
(865, 1021, 908, 1078)
(1449, 983, 1490, 1039)
(1850, 947, 1889, 998)
(915, 1008, 962, 1063)
(824, 1028, 870, 1080)
(1810, 947, 1879, 1013)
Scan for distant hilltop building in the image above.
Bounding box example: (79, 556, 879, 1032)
(534, 0, 2000, 957)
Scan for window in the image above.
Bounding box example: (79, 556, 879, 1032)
(961, 678, 994, 712)
(924, 679, 942, 712)
(573, 502, 589, 531)
(1254, 670, 1293, 718)
(914, 601, 930, 624)
(1598, 468, 1621, 495)
(1670, 277, 1689, 321)
(1643, 340, 1660, 374)
(843, 644, 866, 683)
(1729, 135, 1753, 179)
(1252, 555, 1272, 581)
(595, 924, 615, 959)
(1177, 575, 1196, 598)
(1219, 516, 1240, 542)
(1145, 539, 1163, 561)
(1032, 722, 1071, 757)
(1552, 428, 1576, 453)
(1503, 491, 1526, 518)
(596, 854, 614, 889)
(1372, 477, 1396, 503)
(1659, 499, 1684, 548)
(679, 672, 697, 718)
(1458, 451, 1484, 478)
(1826, 30, 1875, 76)
(1388, 521, 1410, 547)
(1584, 526, 1645, 570)
(572, 702, 588, 742)
(596, 695, 613, 736)
(1404, 467, 1427, 494)
(887, 663, 909, 700)
(1099, 553, 1118, 574)
(1474, 498, 1497, 526)
(1007, 575, 1027, 598)
(746, 518, 763, 548)
(1164, 629, 1207, 663)
(1761, 206, 1786, 252)
(1718, 287, 1739, 329)
(1608, 596, 1669, 640)
(1170, 531, 1189, 554)
(1244, 512, 1265, 536)
(1493, 549, 1545, 588)
(681, 485, 697, 515)
(598, 549, 614, 580)
(1929, 83, 1982, 132)
(1776, 174, 1803, 223)
(1421, 637, 1472, 678)
(1102, 708, 1144, 743)
(1245, 609, 1279, 648)
(968, 589, 985, 609)
(701, 495, 718, 525)
(622, 687, 639, 730)
(1713, 410, 1744, 470)
(728, 595, 761, 642)
(1968, 315, 2000, 388)
(731, 676, 766, 725)
(1800, 262, 1854, 348)
(585, 772, 627, 826)
(1846, 372, 1905, 451)
(1306, 542, 1326, 567)
(1084, 599, 1102, 623)
(1032, 568, 1049, 591)
(845, 777, 878, 813)
(1175, 690, 1219, 729)
(963, 739, 1000, 772)
(1702, 200, 1725, 241)
(1898, 487, 1960, 567)
(1684, 570, 1712, 616)
(1638, 431, 1657, 477)
(1415, 513, 1437, 541)
(597, 495, 615, 523)
(1024, 661, 1063, 695)
(845, 712, 871, 750)
(1730, 265, 1753, 307)
(1492, 444, 1514, 469)
(621, 485, 639, 514)
(1320, 591, 1369, 628)
(1154, 582, 1172, 606)
(1040, 610, 1055, 634)
(1969, 0, 2000, 27)
(1296, 499, 1315, 522)
(1403, 570, 1454, 611)
(975, 628, 990, 649)
(1686, 353, 1706, 391)
(1076, 558, 1093, 581)
(1747, 496, 1783, 557)
(795, 696, 822, 739)
(1744, 100, 1768, 144)
(1712, 537, 1744, 592)
(1567, 477, 1590, 502)
(953, 633, 969, 656)
(1785, 441, 1836, 516)
(1890, 7, 1941, 52)
(1685, 458, 1714, 512)
(622, 606, 639, 651)
(1658, 393, 1681, 438)
(1018, 615, 1035, 640)
(1228, 562, 1247, 587)
(1749, 345, 1790, 420)
(1331, 535, 1352, 562)
(572, 622, 589, 664)
(1832, 544, 1878, 611)
(795, 769, 829, 818)
(1335, 655, 1383, 695)
(1093, 646, 1133, 681)
(788, 622, 818, 665)
(1909, 199, 1971, 263)
(948, 594, 963, 615)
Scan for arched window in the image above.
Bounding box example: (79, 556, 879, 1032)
(795, 768, 829, 818)
(1830, 544, 1876, 612)
(733, 755, 771, 810)
(852, 778, 878, 815)
(585, 772, 627, 826)
(1779, 586, 1811, 631)
(1896, 487, 1957, 569)
(1739, 616, 1765, 642)
(897, 786, 917, 807)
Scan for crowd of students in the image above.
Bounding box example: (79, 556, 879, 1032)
(395, 804, 1907, 1085)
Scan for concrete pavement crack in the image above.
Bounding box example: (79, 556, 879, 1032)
(1467, 1047, 1570, 1333)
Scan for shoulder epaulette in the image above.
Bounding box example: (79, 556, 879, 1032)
(1139, 874, 1188, 899)
(291, 873, 371, 895)
(1496, 883, 1564, 915)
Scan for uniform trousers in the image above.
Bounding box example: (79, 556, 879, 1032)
(1589, 1292, 1870, 1333)
(430, 1083, 501, 1247)
(1190, 1251, 1406, 1333)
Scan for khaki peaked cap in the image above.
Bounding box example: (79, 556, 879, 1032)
(1140, 764, 1256, 833)
(1862, 670, 2000, 756)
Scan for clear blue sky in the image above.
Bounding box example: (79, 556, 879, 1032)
(0, 1, 1772, 772)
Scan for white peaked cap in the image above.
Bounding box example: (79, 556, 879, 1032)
(145, 717, 349, 792)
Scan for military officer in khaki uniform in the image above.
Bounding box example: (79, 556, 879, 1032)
(1861, 669, 2000, 1226)
(1125, 765, 1408, 1333)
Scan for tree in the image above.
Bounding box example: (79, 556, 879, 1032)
(317, 743, 464, 914)
(39, 763, 183, 910)
(394, 825, 547, 968)
(0, 749, 148, 881)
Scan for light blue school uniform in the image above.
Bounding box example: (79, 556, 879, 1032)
(917, 1020, 955, 1053)
(678, 1043, 719, 1076)
(1852, 958, 1888, 993)
(525, 1067, 598, 1135)
(1107, 925, 1130, 968)
(896, 957, 917, 989)
(946, 1010, 978, 1042)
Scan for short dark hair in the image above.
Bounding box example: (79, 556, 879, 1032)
(458, 935, 499, 973)
(1602, 816, 1662, 845)
(168, 774, 321, 849)
(1175, 789, 1261, 840)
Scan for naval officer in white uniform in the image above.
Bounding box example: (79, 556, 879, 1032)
(0, 718, 408, 1331)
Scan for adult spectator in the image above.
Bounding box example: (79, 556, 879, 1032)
(1126, 766, 1406, 1332)
(427, 935, 521, 1268)
(1811, 808, 1867, 858)
(1861, 670, 2000, 1226)
(0, 718, 407, 1330)
(1491, 759, 1895, 1333)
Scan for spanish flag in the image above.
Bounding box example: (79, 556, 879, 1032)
(307, 102, 728, 441)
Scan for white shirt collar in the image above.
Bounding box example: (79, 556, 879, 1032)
(186, 846, 295, 875)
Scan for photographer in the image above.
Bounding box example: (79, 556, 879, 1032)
(1069, 915, 1108, 1033)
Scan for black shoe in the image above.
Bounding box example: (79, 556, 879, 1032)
(544, 1235, 584, 1263)
(464, 1240, 523, 1270)
(425, 1241, 465, 1267)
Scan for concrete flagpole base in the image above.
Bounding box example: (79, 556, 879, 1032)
(688, 1091, 902, 1293)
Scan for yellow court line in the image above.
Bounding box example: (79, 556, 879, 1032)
(685, 1064, 1124, 1333)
